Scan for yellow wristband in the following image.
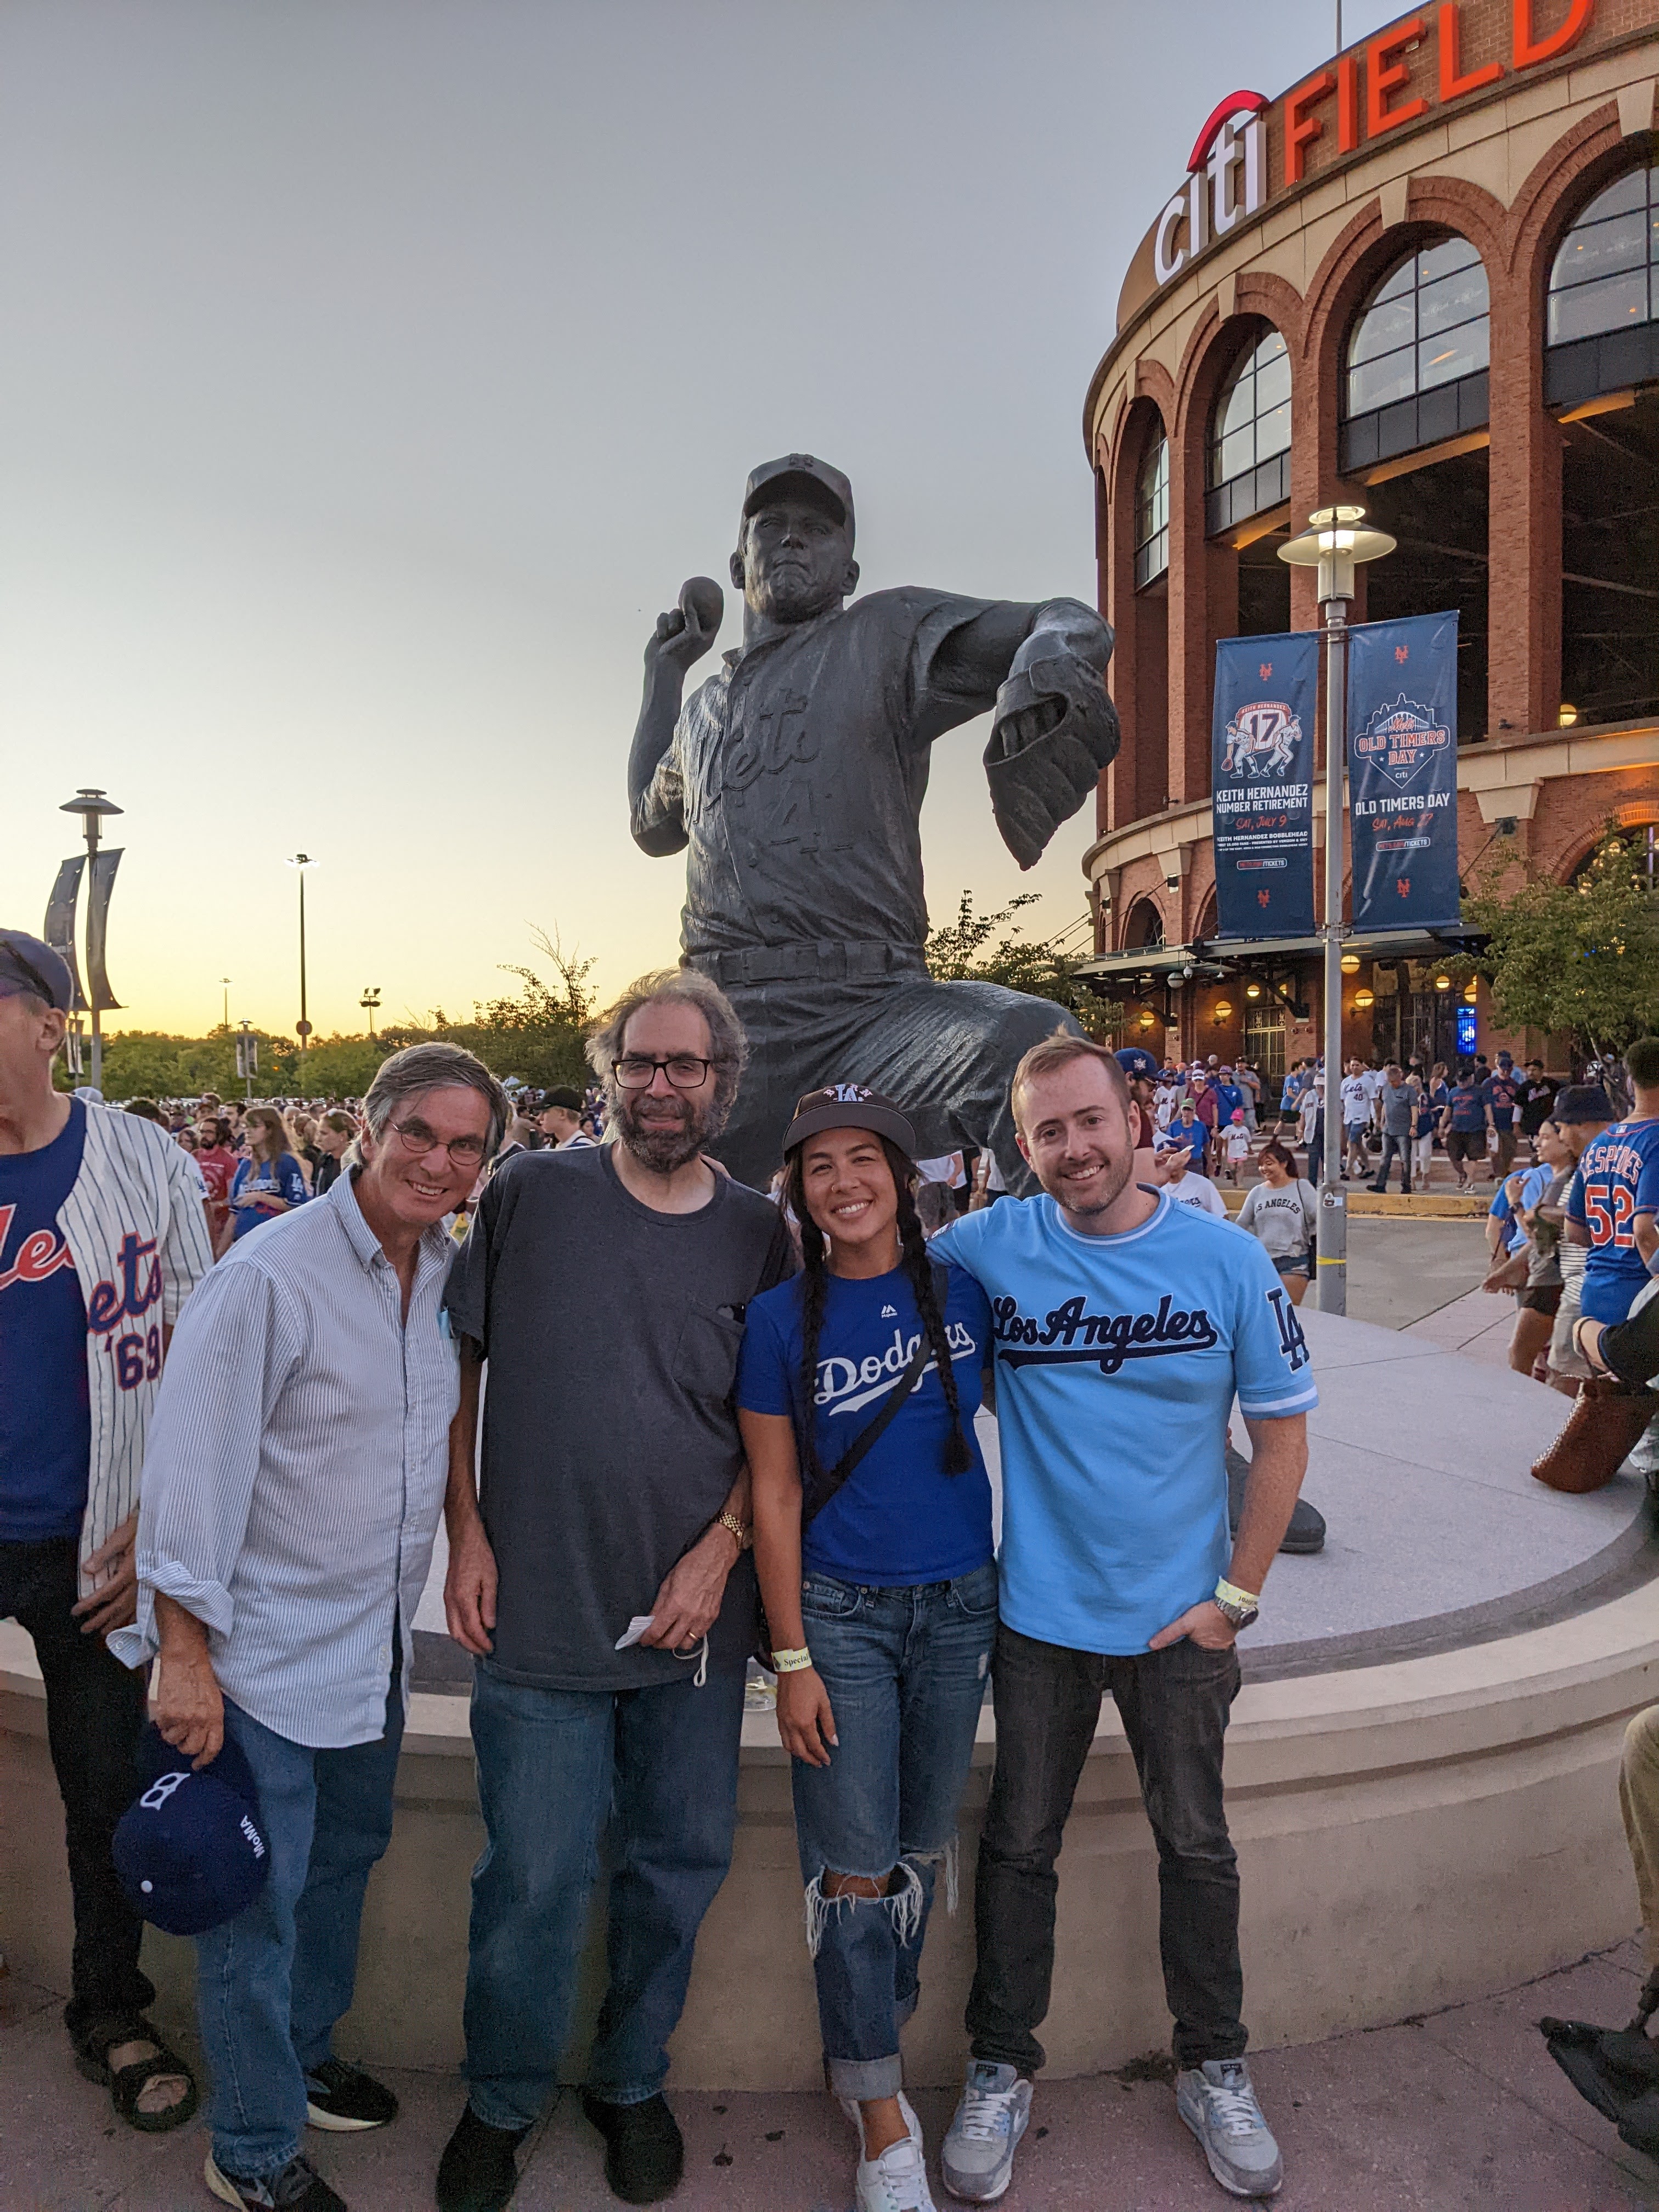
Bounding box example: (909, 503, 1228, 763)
(1215, 1578, 1260, 1612)
(771, 1647, 813, 1674)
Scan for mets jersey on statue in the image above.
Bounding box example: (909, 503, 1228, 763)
(934, 1190, 1318, 1656)
(632, 589, 1023, 962)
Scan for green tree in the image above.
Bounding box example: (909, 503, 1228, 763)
(1463, 828, 1659, 1061)
(430, 929, 599, 1090)
(924, 890, 1121, 1042)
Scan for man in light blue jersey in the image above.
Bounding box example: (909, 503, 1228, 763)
(933, 1031, 1314, 2205)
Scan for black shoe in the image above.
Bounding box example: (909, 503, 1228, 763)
(436, 2105, 527, 2212)
(582, 2091, 684, 2205)
(205, 2152, 348, 2211)
(1227, 1444, 1326, 1555)
(304, 2057, 398, 2132)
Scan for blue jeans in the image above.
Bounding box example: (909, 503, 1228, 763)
(195, 1656, 404, 2179)
(792, 1561, 997, 2101)
(463, 1658, 745, 2131)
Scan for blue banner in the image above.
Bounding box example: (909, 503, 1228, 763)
(1210, 631, 1319, 938)
(1346, 612, 1460, 930)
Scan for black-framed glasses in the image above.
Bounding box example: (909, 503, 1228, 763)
(387, 1117, 489, 1166)
(613, 1054, 714, 1090)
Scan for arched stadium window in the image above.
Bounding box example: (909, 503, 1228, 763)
(1125, 898, 1166, 949)
(1135, 433, 1169, 589)
(1206, 328, 1291, 537)
(1340, 238, 1489, 472)
(1545, 162, 1659, 407)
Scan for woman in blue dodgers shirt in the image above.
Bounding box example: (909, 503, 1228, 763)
(738, 1084, 995, 2212)
(930, 1031, 1317, 2208)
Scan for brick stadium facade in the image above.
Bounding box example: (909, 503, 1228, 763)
(1078, 0, 1659, 1080)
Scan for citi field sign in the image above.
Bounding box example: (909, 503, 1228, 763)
(1147, 0, 1596, 294)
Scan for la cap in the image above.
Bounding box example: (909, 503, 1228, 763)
(741, 454, 855, 543)
(0, 929, 74, 1013)
(1553, 1084, 1616, 1125)
(112, 1725, 270, 1937)
(782, 1082, 915, 1156)
(1115, 1047, 1160, 1081)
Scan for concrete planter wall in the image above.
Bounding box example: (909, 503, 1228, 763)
(4, 1581, 1654, 2089)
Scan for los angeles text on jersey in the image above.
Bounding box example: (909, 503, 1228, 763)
(991, 1288, 1310, 1378)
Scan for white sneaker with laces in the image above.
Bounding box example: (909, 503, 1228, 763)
(1176, 2058, 1283, 2198)
(940, 2061, 1032, 2203)
(855, 2132, 938, 2212)
(839, 2091, 923, 2153)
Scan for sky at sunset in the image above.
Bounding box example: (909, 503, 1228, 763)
(2, 1, 1404, 1044)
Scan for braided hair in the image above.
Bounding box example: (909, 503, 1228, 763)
(783, 1134, 973, 1503)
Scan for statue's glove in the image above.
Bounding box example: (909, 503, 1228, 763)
(985, 650, 1121, 870)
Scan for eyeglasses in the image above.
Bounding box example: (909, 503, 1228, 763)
(387, 1116, 489, 1166)
(613, 1055, 715, 1090)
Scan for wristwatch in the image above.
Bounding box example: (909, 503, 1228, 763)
(716, 1511, 753, 1553)
(1212, 1578, 1260, 1632)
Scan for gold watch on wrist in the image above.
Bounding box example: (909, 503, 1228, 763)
(716, 1511, 753, 1553)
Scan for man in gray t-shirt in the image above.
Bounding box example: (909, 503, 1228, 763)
(1370, 1062, 1421, 1195)
(436, 970, 795, 2210)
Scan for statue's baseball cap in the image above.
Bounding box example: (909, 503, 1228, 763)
(1115, 1047, 1160, 1081)
(783, 1082, 914, 1156)
(1554, 1084, 1615, 1125)
(0, 929, 74, 1012)
(113, 1724, 270, 1937)
(741, 454, 855, 542)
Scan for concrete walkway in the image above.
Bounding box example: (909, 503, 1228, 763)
(5, 1939, 1658, 2211)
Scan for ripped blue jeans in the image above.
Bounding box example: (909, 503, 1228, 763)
(792, 1560, 998, 2100)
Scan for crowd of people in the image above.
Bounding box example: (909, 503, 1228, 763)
(5, 909, 1658, 2212)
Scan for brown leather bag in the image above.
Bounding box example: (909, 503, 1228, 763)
(1531, 1376, 1657, 1495)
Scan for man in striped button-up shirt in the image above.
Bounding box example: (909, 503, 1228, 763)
(115, 1043, 506, 2212)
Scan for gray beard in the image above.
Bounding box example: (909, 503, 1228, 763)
(615, 1094, 709, 1175)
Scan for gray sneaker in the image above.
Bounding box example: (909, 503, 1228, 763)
(1176, 2058, 1283, 2198)
(940, 2061, 1032, 2203)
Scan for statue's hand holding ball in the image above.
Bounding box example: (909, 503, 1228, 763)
(646, 576, 725, 674)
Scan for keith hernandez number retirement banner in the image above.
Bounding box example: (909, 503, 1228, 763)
(1345, 611, 1460, 931)
(1210, 631, 1319, 938)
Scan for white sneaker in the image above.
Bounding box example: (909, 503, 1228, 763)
(839, 2091, 923, 2154)
(856, 2131, 938, 2212)
(1176, 2058, 1283, 2198)
(940, 2061, 1032, 2203)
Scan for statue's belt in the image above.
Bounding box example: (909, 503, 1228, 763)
(693, 940, 926, 989)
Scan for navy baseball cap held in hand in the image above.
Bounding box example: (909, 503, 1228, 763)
(1115, 1047, 1160, 1081)
(113, 1724, 270, 1936)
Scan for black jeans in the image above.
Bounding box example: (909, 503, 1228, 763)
(1371, 1133, 1412, 1192)
(0, 1536, 153, 2039)
(966, 1621, 1244, 2073)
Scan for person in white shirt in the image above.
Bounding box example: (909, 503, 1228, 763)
(1221, 1113, 1252, 1188)
(1235, 1142, 1319, 1305)
(1161, 1147, 1229, 1218)
(1340, 1060, 1373, 1181)
(537, 1086, 597, 1149)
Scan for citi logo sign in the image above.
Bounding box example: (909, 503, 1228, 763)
(1154, 92, 1268, 286)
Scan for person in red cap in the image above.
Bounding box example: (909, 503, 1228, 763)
(0, 928, 213, 2137)
(737, 1084, 996, 2212)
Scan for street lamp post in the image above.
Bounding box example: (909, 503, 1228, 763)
(59, 788, 123, 1095)
(221, 977, 232, 1031)
(285, 855, 318, 1066)
(1278, 505, 1395, 1316)
(360, 988, 381, 1041)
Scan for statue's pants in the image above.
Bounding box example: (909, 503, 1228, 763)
(698, 966, 1081, 1194)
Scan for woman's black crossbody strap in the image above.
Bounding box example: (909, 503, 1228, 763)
(800, 1265, 950, 1529)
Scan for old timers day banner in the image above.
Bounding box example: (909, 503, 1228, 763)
(1210, 631, 1319, 938)
(1346, 611, 1460, 930)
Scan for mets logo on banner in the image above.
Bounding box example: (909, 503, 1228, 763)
(1353, 695, 1451, 791)
(1220, 700, 1300, 781)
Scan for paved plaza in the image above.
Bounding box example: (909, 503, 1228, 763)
(4, 1938, 1658, 2210)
